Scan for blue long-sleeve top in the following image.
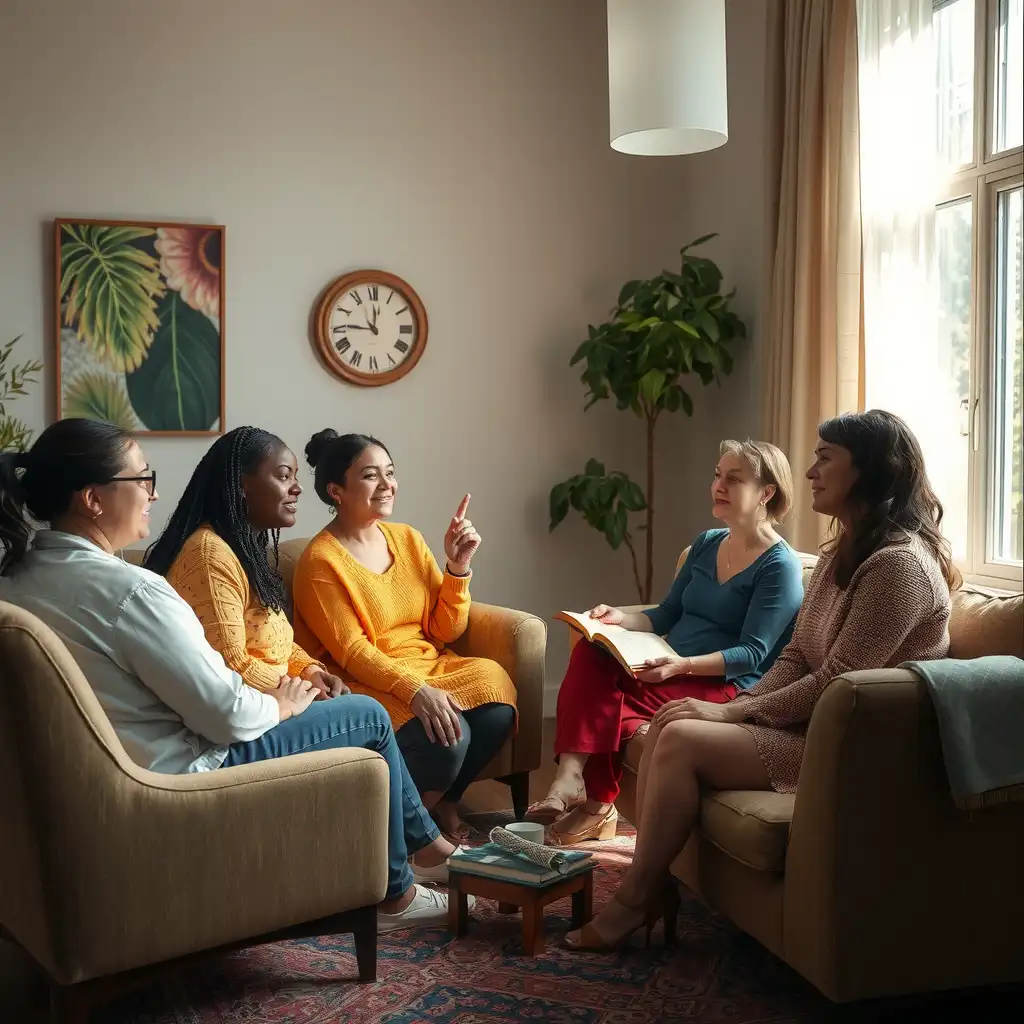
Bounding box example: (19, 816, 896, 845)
(643, 528, 804, 690)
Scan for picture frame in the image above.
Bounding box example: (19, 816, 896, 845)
(54, 217, 226, 436)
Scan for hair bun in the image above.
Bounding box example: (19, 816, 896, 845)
(305, 428, 341, 469)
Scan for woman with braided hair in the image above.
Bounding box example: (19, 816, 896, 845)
(0, 419, 464, 933)
(144, 426, 345, 698)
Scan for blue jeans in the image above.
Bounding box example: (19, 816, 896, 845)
(222, 694, 439, 899)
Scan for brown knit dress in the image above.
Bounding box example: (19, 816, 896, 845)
(737, 535, 952, 793)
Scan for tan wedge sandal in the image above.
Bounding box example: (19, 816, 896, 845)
(548, 804, 618, 846)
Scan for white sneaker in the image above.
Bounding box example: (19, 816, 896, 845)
(411, 846, 464, 885)
(377, 884, 473, 933)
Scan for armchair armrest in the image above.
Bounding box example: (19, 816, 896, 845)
(450, 602, 546, 776)
(783, 669, 1024, 1001)
(55, 747, 390, 984)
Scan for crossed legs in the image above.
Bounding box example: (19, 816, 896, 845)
(566, 718, 771, 947)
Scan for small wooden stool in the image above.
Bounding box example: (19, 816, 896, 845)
(448, 866, 595, 955)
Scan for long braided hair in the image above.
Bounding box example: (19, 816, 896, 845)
(144, 426, 289, 611)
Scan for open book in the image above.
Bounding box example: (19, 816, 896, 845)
(554, 611, 677, 677)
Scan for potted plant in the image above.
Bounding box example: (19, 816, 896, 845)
(549, 235, 746, 602)
(0, 336, 43, 452)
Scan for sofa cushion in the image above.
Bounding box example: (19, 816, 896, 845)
(948, 587, 1023, 660)
(700, 790, 795, 872)
(622, 732, 794, 872)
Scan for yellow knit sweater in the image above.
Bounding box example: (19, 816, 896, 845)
(167, 526, 319, 692)
(292, 523, 517, 728)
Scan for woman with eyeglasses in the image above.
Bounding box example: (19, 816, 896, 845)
(0, 418, 462, 934)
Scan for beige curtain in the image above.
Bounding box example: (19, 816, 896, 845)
(761, 0, 864, 555)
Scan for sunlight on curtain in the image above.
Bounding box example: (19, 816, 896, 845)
(858, 1, 963, 546)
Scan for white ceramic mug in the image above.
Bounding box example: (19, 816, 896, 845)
(505, 821, 545, 846)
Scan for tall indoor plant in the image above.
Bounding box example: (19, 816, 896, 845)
(549, 235, 746, 602)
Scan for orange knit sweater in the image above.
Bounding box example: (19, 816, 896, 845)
(167, 526, 319, 692)
(291, 523, 517, 728)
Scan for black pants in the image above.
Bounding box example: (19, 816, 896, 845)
(396, 701, 515, 803)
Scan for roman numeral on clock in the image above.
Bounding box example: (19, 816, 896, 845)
(368, 355, 378, 372)
(387, 352, 396, 365)
(349, 350, 363, 368)
(332, 326, 346, 334)
(368, 285, 379, 301)
(399, 324, 412, 334)
(337, 305, 351, 316)
(335, 338, 351, 354)
(394, 339, 409, 354)
(350, 290, 363, 305)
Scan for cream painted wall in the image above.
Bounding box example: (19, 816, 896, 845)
(0, 0, 769, 706)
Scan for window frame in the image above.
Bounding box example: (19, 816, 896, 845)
(933, 0, 1023, 588)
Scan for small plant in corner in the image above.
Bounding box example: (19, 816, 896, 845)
(549, 234, 746, 602)
(0, 336, 44, 453)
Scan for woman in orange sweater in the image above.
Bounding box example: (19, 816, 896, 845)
(291, 429, 518, 842)
(144, 426, 463, 933)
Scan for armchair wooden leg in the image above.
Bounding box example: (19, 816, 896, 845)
(500, 771, 531, 821)
(351, 903, 377, 983)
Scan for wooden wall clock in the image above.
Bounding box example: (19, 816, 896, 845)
(314, 269, 428, 387)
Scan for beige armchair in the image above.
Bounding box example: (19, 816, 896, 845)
(568, 551, 1024, 1002)
(0, 600, 391, 1023)
(276, 537, 547, 819)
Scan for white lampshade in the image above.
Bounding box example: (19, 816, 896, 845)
(607, 0, 729, 156)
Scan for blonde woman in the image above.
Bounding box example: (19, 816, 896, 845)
(527, 441, 803, 845)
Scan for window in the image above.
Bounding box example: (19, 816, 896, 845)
(928, 0, 1022, 584)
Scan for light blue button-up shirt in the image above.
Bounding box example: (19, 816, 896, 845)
(0, 531, 279, 773)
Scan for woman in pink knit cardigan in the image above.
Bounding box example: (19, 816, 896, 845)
(566, 410, 961, 952)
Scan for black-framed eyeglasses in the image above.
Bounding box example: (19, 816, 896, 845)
(103, 470, 157, 496)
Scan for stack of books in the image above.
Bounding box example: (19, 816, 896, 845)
(448, 843, 593, 887)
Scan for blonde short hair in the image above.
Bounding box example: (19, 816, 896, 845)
(718, 439, 794, 524)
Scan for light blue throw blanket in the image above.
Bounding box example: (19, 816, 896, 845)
(904, 656, 1024, 810)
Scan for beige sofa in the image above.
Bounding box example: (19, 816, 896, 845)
(1, 599, 388, 1023)
(569, 551, 1024, 1003)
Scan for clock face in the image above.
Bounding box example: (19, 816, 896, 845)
(314, 270, 427, 387)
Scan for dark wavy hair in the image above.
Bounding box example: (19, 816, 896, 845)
(304, 429, 391, 505)
(819, 410, 960, 590)
(0, 419, 132, 575)
(144, 426, 289, 611)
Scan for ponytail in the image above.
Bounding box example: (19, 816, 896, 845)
(0, 449, 32, 574)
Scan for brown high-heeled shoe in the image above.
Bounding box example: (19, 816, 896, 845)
(564, 882, 681, 952)
(548, 805, 618, 846)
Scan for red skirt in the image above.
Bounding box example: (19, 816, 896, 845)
(553, 639, 738, 803)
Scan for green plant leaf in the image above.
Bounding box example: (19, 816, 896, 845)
(681, 232, 717, 253)
(604, 502, 627, 550)
(549, 481, 572, 529)
(584, 458, 606, 477)
(639, 368, 666, 407)
(126, 291, 220, 431)
(60, 223, 165, 373)
(62, 371, 139, 430)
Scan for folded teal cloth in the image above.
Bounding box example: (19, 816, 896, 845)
(903, 656, 1024, 810)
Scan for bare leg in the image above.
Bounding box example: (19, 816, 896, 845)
(525, 751, 587, 821)
(567, 720, 770, 947)
(420, 790, 443, 811)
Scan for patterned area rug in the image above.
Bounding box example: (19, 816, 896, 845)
(94, 811, 1019, 1024)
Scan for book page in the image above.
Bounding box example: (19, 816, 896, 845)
(553, 610, 598, 639)
(598, 629, 676, 670)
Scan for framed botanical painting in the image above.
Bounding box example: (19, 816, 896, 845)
(55, 218, 225, 435)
